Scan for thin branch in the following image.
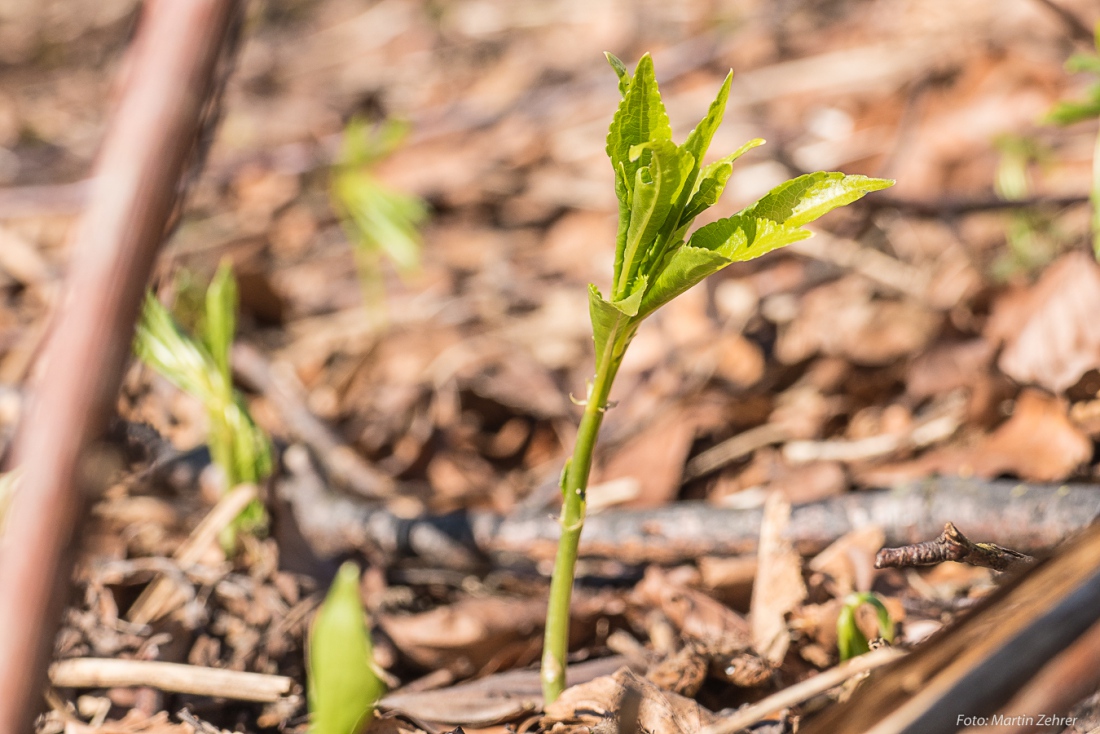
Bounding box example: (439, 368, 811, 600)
(49, 659, 293, 703)
(0, 2, 243, 731)
(866, 193, 1090, 217)
(875, 521, 1034, 573)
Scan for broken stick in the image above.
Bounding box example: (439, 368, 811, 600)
(875, 521, 1034, 573)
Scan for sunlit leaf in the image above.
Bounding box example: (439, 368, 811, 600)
(606, 54, 672, 192)
(604, 52, 630, 97)
(679, 138, 766, 226)
(745, 172, 894, 229)
(309, 562, 384, 734)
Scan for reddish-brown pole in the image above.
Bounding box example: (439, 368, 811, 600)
(0, 1, 240, 730)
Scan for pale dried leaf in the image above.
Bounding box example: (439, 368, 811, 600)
(995, 252, 1100, 393)
(542, 668, 717, 734)
(750, 492, 808, 664)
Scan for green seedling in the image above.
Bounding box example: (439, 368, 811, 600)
(837, 591, 895, 661)
(540, 52, 893, 703)
(134, 261, 272, 548)
(309, 561, 384, 734)
(332, 117, 428, 319)
(991, 135, 1060, 280)
(1047, 21, 1100, 259)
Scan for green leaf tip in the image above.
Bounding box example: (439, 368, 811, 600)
(309, 562, 385, 734)
(605, 52, 630, 97)
(598, 53, 894, 348)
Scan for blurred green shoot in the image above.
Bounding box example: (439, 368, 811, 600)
(541, 51, 893, 703)
(0, 468, 19, 535)
(837, 591, 895, 661)
(331, 118, 428, 319)
(1047, 21, 1100, 259)
(991, 134, 1059, 279)
(309, 561, 385, 734)
(134, 261, 272, 548)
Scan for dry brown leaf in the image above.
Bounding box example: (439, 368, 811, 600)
(597, 410, 696, 509)
(776, 276, 940, 366)
(808, 526, 886, 597)
(541, 668, 717, 734)
(378, 597, 544, 674)
(750, 492, 808, 665)
(379, 657, 631, 728)
(907, 339, 995, 400)
(994, 251, 1100, 393)
(634, 567, 753, 655)
(924, 389, 1091, 482)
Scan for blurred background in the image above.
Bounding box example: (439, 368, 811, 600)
(4, 0, 1100, 731)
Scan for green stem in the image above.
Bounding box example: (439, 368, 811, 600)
(541, 339, 622, 703)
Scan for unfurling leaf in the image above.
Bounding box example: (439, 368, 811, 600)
(591, 54, 893, 365)
(309, 562, 385, 734)
(837, 592, 895, 661)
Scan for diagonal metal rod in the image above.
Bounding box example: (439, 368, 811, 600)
(0, 1, 241, 730)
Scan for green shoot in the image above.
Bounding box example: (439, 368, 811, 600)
(331, 117, 428, 319)
(540, 53, 893, 703)
(308, 562, 384, 734)
(1047, 21, 1100, 259)
(837, 592, 895, 661)
(134, 261, 272, 547)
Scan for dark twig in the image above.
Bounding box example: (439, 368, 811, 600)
(0, 2, 242, 731)
(801, 523, 1100, 734)
(866, 193, 1090, 218)
(875, 521, 1034, 573)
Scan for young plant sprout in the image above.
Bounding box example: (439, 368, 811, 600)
(837, 591, 895, 661)
(332, 117, 428, 318)
(540, 53, 894, 703)
(1047, 21, 1100, 259)
(134, 262, 272, 547)
(308, 562, 384, 734)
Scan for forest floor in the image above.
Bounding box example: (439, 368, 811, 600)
(4, 0, 1100, 732)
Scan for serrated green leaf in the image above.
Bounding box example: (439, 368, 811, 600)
(606, 53, 672, 192)
(679, 138, 766, 226)
(637, 245, 729, 320)
(616, 140, 694, 297)
(309, 562, 384, 734)
(690, 213, 811, 260)
(605, 52, 630, 97)
(681, 71, 733, 170)
(746, 172, 894, 229)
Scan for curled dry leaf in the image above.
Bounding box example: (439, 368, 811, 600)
(634, 567, 753, 655)
(808, 526, 886, 597)
(541, 668, 717, 734)
(993, 251, 1100, 393)
(750, 493, 808, 665)
(378, 597, 545, 674)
